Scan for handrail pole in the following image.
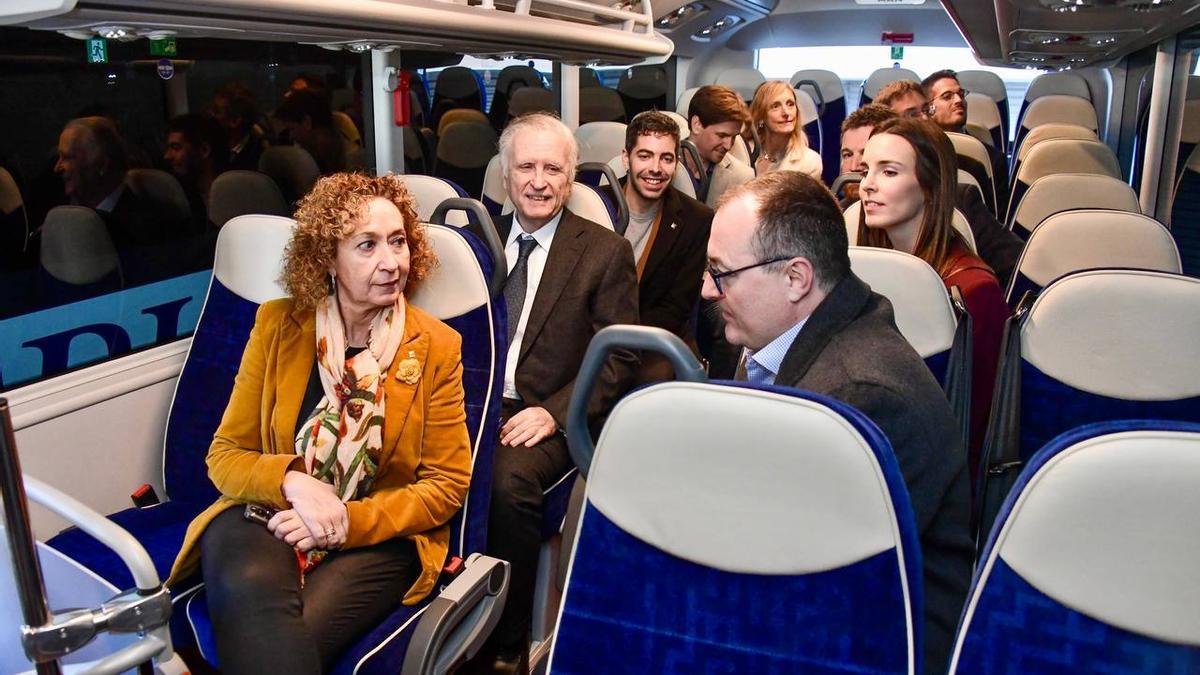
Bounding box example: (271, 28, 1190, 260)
(0, 399, 62, 674)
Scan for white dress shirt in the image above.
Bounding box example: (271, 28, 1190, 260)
(743, 317, 808, 386)
(503, 210, 562, 400)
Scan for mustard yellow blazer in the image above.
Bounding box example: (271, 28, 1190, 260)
(170, 298, 472, 605)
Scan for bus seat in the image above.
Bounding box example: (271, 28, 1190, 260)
(964, 92, 1004, 153)
(1007, 139, 1121, 228)
(438, 107, 491, 137)
(948, 132, 998, 215)
(662, 110, 690, 139)
(861, 66, 921, 105)
(792, 68, 847, 185)
(405, 174, 470, 226)
(958, 168, 986, 206)
(579, 67, 602, 89)
(489, 65, 545, 130)
(44, 213, 294, 592)
(1012, 95, 1099, 162)
(845, 200, 977, 253)
(208, 170, 291, 228)
(500, 181, 617, 231)
(37, 205, 122, 305)
(953, 421, 1200, 674)
(848, 246, 960, 378)
(964, 121, 995, 149)
(1010, 173, 1139, 240)
(714, 67, 765, 102)
(675, 86, 698, 118)
(1170, 144, 1200, 276)
(258, 145, 320, 205)
(0, 166, 30, 275)
(431, 66, 486, 133)
(579, 87, 627, 124)
(603, 154, 698, 200)
(403, 125, 432, 176)
(1015, 71, 1091, 134)
(549, 365, 922, 673)
(1006, 209, 1180, 306)
(186, 221, 509, 673)
(481, 154, 505, 216)
(575, 121, 627, 165)
(617, 65, 669, 119)
(508, 86, 556, 118)
(977, 271, 1200, 542)
(1010, 122, 1097, 181)
(958, 71, 1009, 150)
(794, 87, 822, 156)
(125, 168, 192, 225)
(433, 121, 498, 199)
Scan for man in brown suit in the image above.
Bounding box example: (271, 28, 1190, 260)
(484, 113, 638, 673)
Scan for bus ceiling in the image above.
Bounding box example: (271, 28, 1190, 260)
(0, 0, 674, 65)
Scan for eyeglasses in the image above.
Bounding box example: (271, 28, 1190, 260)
(934, 88, 969, 104)
(706, 256, 791, 295)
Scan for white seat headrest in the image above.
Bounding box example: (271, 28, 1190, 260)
(1012, 173, 1139, 236)
(214, 215, 293, 303)
(1021, 95, 1098, 133)
(1015, 139, 1121, 187)
(500, 182, 615, 230)
(575, 122, 627, 165)
(1022, 270, 1200, 399)
(863, 67, 921, 99)
(482, 154, 506, 206)
(848, 247, 956, 358)
(1016, 123, 1097, 163)
(1024, 71, 1091, 104)
(588, 382, 906, 574)
(403, 174, 469, 226)
(964, 93, 1002, 130)
(408, 223, 490, 319)
(714, 68, 765, 101)
(958, 71, 1008, 105)
(992, 429, 1200, 645)
(844, 201, 976, 253)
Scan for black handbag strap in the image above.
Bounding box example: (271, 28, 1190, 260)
(945, 285, 973, 455)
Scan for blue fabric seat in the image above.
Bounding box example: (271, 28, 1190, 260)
(792, 69, 846, 186)
(45, 214, 296, 642)
(549, 380, 923, 674)
(951, 420, 1200, 673)
(977, 270, 1200, 543)
(182, 221, 505, 673)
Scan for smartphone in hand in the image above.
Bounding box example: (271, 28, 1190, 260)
(243, 503, 276, 526)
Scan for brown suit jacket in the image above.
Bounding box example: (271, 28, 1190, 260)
(170, 299, 472, 605)
(498, 208, 639, 429)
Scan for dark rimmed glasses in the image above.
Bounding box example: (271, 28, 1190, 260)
(706, 256, 792, 295)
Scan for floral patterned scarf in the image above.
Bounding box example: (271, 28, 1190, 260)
(293, 292, 406, 572)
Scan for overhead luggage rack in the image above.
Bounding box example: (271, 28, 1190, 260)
(2, 0, 673, 65)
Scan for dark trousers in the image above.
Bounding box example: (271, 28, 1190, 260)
(486, 398, 573, 649)
(200, 508, 420, 674)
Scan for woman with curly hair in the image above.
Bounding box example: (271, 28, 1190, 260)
(169, 173, 471, 674)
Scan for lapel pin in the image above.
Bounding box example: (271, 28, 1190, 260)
(396, 350, 420, 384)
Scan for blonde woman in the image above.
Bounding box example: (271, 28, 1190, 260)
(750, 80, 822, 180)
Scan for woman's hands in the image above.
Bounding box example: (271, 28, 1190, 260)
(277, 471, 349, 550)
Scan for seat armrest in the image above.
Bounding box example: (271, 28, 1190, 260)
(401, 554, 510, 675)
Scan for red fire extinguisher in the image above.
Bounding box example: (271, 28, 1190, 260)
(393, 70, 411, 127)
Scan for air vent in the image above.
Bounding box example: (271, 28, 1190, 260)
(1036, 0, 1173, 9)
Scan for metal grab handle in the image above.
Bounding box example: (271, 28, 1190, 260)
(577, 162, 630, 235)
(429, 198, 506, 299)
(793, 79, 827, 117)
(0, 399, 59, 674)
(565, 326, 705, 478)
(830, 173, 862, 198)
(679, 139, 710, 203)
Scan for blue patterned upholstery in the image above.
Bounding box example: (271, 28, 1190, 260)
(550, 382, 923, 674)
(1017, 363, 1200, 462)
(540, 469, 577, 538)
(953, 421, 1200, 674)
(955, 558, 1200, 674)
(553, 507, 911, 674)
(45, 277, 260, 588)
(184, 224, 505, 673)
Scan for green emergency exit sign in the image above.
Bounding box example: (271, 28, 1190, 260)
(87, 38, 108, 64)
(891, 46, 904, 60)
(150, 38, 177, 57)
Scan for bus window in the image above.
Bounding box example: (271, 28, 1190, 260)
(0, 27, 365, 391)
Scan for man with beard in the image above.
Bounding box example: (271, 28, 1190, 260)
(618, 111, 713, 382)
(163, 113, 228, 227)
(923, 69, 1010, 213)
